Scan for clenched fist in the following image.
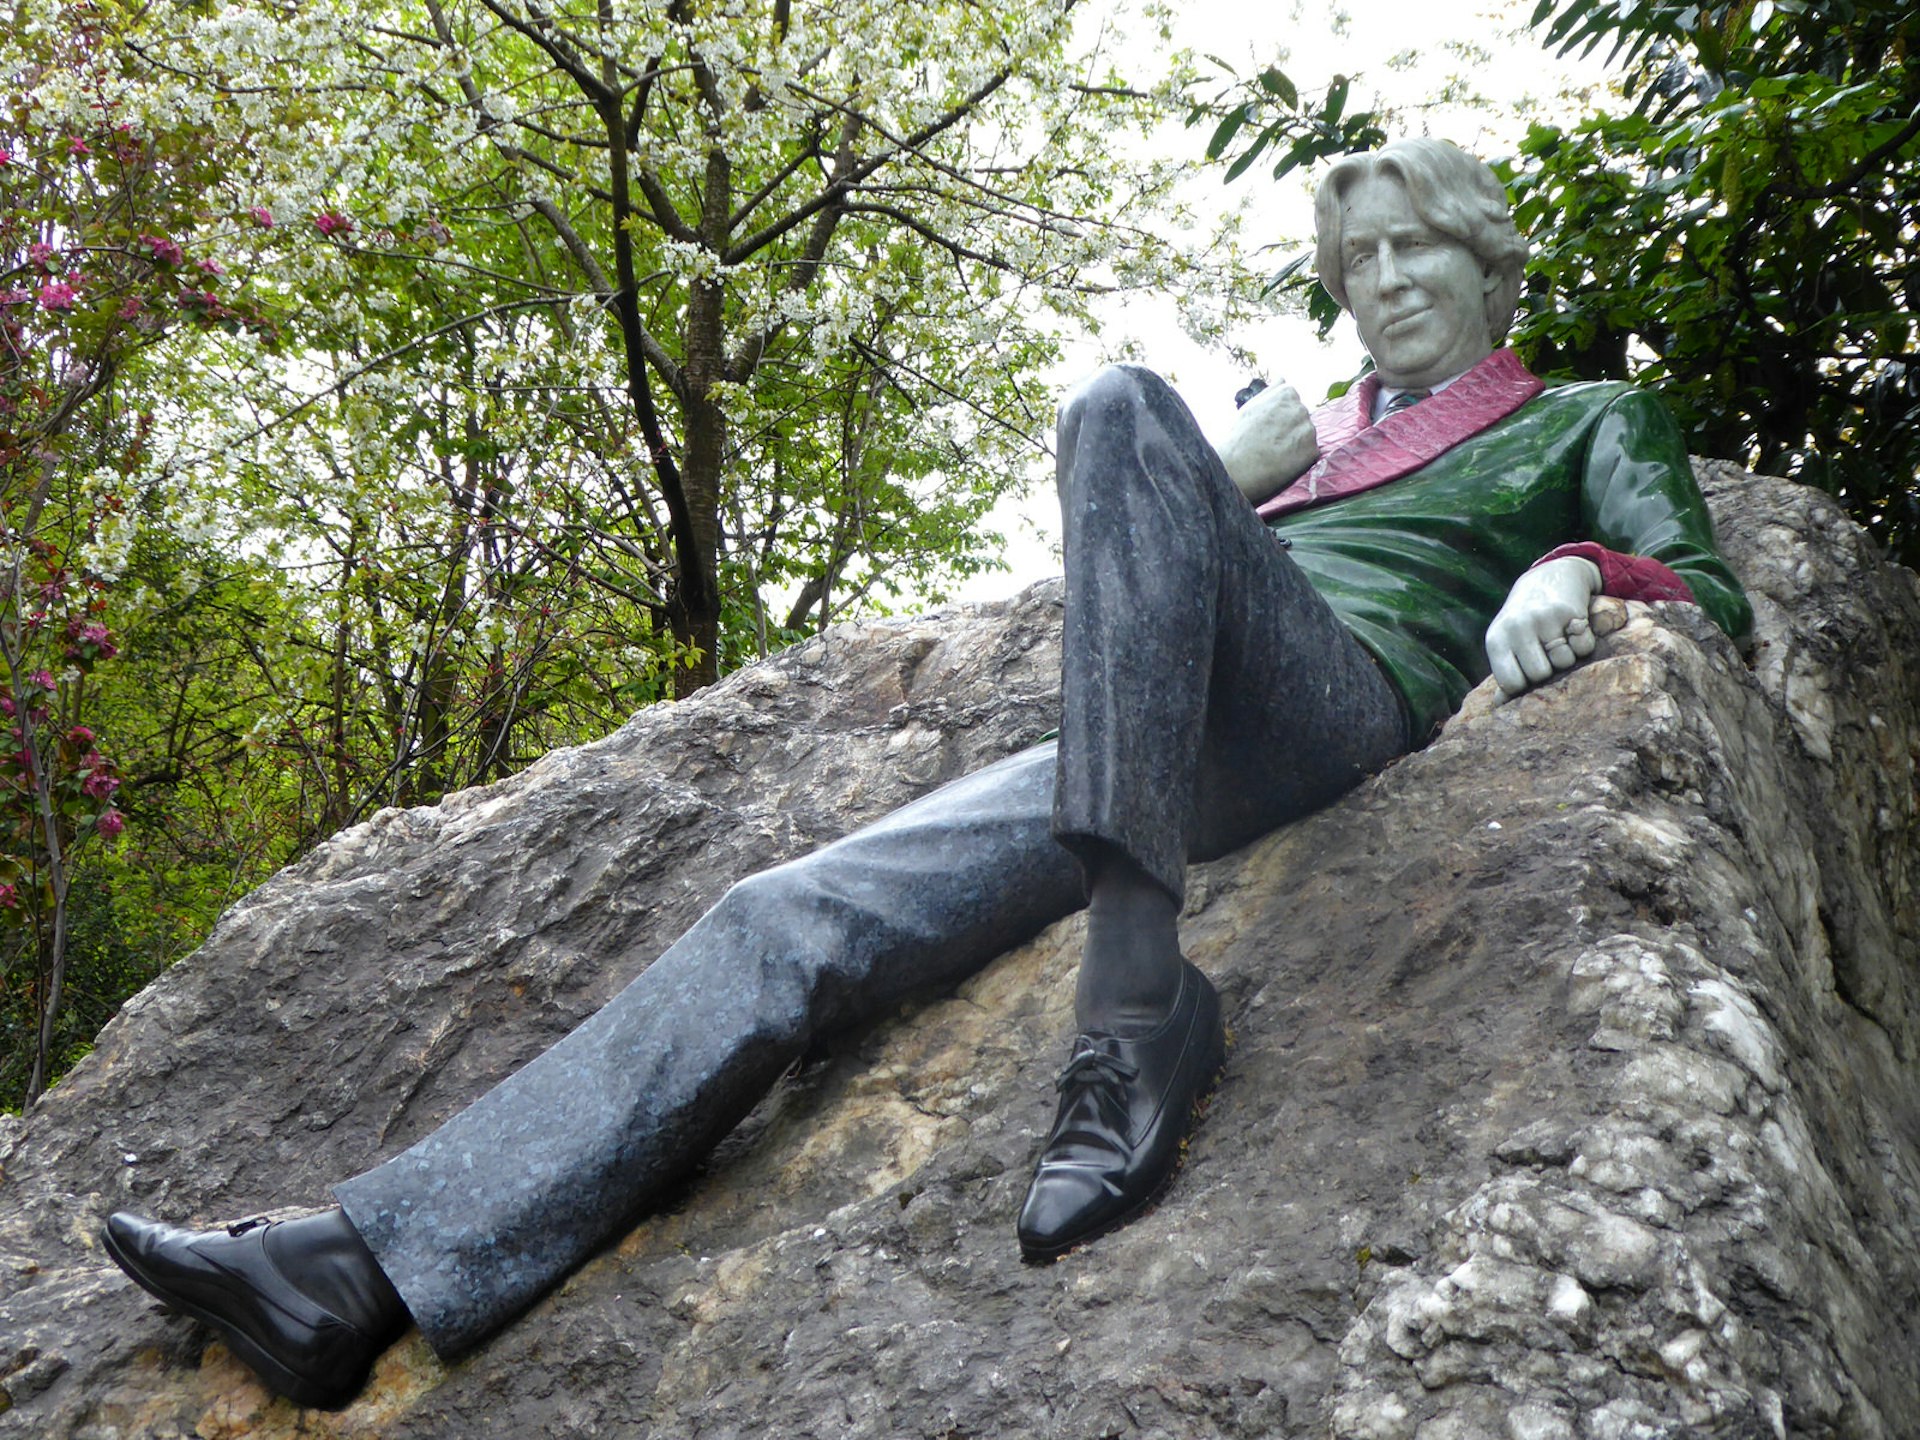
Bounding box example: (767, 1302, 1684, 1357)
(1213, 383, 1319, 504)
(1485, 556, 1604, 700)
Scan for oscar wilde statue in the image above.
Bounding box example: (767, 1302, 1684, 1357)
(101, 139, 1750, 1409)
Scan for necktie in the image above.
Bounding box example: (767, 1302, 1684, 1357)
(1382, 388, 1430, 417)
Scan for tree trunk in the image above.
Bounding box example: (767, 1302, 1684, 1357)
(669, 280, 728, 695)
(668, 452, 724, 693)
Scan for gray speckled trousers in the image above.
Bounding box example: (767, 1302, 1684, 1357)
(335, 365, 1410, 1357)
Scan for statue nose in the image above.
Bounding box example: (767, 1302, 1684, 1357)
(1376, 244, 1410, 292)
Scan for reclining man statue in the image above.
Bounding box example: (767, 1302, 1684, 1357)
(102, 138, 1751, 1409)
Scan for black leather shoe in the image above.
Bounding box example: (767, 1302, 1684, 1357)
(1017, 959, 1225, 1262)
(102, 1208, 406, 1409)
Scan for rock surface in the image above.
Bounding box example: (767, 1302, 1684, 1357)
(3, 467, 1919, 1438)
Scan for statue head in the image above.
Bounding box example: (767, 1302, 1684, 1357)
(1313, 139, 1528, 388)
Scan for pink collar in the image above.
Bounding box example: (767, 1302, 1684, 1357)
(1255, 348, 1545, 519)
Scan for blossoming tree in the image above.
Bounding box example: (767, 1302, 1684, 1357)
(144, 0, 1208, 694)
(1, 0, 268, 1102)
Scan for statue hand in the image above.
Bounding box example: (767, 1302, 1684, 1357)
(1485, 556, 1604, 700)
(1214, 383, 1318, 504)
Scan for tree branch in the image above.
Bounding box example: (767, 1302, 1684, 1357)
(722, 68, 1013, 266)
(471, 0, 614, 106)
(189, 298, 561, 461)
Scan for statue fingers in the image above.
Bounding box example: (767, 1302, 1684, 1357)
(1487, 611, 1556, 695)
(1487, 634, 1530, 698)
(1566, 616, 1597, 659)
(1514, 632, 1556, 686)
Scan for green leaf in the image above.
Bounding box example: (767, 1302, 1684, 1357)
(1222, 127, 1273, 183)
(1257, 66, 1299, 109)
(1205, 106, 1250, 161)
(1325, 75, 1350, 124)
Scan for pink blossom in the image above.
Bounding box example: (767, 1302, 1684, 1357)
(0, 696, 13, 716)
(312, 212, 354, 237)
(68, 725, 93, 744)
(66, 621, 117, 660)
(117, 295, 144, 320)
(0, 288, 28, 307)
(196, 257, 225, 277)
(65, 137, 90, 157)
(250, 206, 273, 228)
(142, 234, 184, 266)
(29, 670, 55, 691)
(82, 770, 120, 798)
(0, 148, 10, 166)
(37, 281, 77, 311)
(28, 242, 58, 272)
(0, 882, 16, 908)
(96, 809, 124, 839)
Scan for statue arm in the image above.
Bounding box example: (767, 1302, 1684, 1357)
(1486, 385, 1753, 699)
(1566, 387, 1753, 643)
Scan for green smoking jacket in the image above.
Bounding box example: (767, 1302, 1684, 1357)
(1269, 380, 1753, 740)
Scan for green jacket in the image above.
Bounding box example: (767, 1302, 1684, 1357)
(1270, 379, 1753, 739)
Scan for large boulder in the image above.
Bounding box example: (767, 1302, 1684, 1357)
(2, 467, 1917, 1439)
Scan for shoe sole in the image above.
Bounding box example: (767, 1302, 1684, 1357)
(102, 1224, 361, 1410)
(1018, 1016, 1229, 1264)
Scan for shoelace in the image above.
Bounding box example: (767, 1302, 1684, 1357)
(1054, 1045, 1140, 1093)
(225, 1216, 272, 1237)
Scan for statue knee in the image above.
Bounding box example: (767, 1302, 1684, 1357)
(713, 865, 819, 945)
(1056, 363, 1171, 439)
(695, 865, 842, 1034)
(711, 861, 869, 980)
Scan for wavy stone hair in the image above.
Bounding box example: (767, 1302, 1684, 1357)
(1313, 138, 1529, 345)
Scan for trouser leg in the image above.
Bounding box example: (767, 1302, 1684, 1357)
(337, 365, 1411, 1359)
(1051, 364, 1409, 900)
(335, 743, 1080, 1358)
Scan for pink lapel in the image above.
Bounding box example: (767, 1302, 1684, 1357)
(1255, 348, 1545, 519)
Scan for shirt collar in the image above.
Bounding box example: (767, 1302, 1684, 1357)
(1371, 370, 1467, 422)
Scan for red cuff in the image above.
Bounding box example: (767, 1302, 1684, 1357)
(1535, 542, 1696, 605)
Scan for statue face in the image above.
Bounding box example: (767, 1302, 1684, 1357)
(1337, 172, 1498, 389)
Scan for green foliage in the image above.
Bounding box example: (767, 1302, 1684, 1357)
(1185, 62, 1388, 334)
(1197, 68, 1387, 187)
(1510, 2, 1920, 560)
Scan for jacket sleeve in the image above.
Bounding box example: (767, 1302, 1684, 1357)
(1567, 387, 1752, 644)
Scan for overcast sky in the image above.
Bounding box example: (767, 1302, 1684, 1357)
(947, 0, 1613, 601)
